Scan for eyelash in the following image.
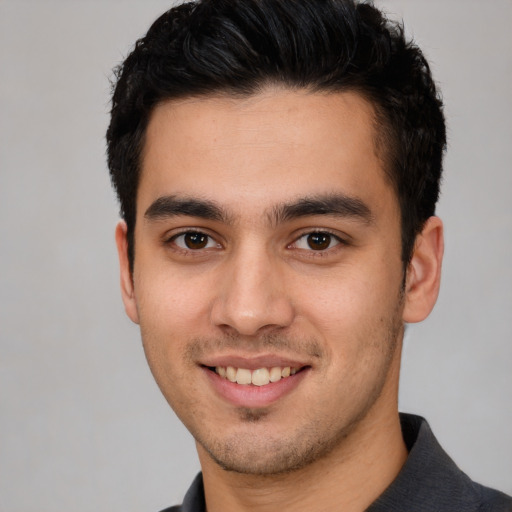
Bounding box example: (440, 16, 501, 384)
(165, 229, 221, 253)
(289, 230, 346, 256)
(163, 229, 347, 256)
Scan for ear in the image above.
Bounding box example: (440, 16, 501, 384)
(403, 216, 444, 323)
(115, 221, 140, 324)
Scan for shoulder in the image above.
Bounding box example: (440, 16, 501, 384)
(473, 484, 512, 512)
(368, 414, 512, 512)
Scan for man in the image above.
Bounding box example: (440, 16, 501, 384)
(106, 0, 512, 510)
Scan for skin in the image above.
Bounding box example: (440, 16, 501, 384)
(116, 88, 443, 512)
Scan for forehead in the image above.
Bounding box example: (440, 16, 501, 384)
(139, 88, 395, 222)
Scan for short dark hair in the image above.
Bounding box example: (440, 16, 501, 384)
(106, 0, 446, 269)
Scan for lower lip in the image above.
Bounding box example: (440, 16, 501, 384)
(203, 367, 309, 408)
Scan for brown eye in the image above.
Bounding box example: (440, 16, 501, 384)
(172, 231, 218, 251)
(183, 232, 209, 249)
(307, 233, 332, 250)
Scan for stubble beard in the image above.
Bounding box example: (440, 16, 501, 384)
(198, 408, 360, 476)
(185, 309, 404, 476)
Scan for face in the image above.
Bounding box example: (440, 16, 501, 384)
(118, 89, 417, 475)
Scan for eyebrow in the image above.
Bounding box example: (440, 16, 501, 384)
(144, 195, 231, 223)
(270, 194, 374, 225)
(144, 192, 373, 226)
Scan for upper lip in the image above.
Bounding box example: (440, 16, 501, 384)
(200, 353, 310, 370)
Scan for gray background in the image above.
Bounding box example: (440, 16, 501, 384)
(1, 1, 510, 510)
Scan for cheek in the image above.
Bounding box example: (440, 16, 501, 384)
(293, 266, 402, 363)
(296, 269, 392, 328)
(132, 268, 212, 387)
(135, 263, 215, 335)
(135, 285, 204, 417)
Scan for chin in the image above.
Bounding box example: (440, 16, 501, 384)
(197, 420, 349, 476)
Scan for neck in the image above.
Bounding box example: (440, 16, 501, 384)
(198, 406, 407, 512)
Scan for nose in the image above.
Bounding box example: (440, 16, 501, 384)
(210, 245, 295, 336)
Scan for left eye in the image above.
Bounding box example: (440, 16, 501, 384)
(294, 232, 340, 251)
(172, 232, 219, 250)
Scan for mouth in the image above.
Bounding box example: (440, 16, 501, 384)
(199, 353, 312, 408)
(207, 365, 303, 386)
(201, 361, 310, 408)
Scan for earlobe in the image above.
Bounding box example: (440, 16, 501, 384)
(403, 216, 444, 323)
(115, 221, 140, 324)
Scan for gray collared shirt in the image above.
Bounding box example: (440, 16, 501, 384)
(160, 414, 512, 512)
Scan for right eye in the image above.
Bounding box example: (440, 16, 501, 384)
(171, 231, 220, 251)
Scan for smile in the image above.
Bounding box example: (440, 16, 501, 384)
(214, 366, 299, 386)
(204, 363, 310, 408)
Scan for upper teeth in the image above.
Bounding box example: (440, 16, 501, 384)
(216, 366, 298, 386)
